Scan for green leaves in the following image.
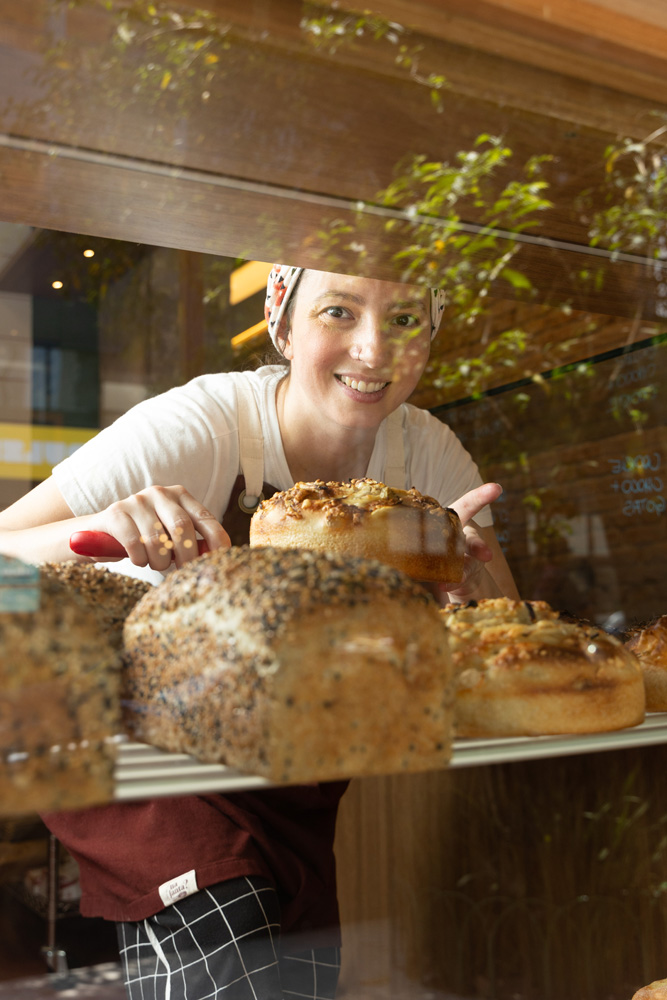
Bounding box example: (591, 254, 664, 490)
(376, 136, 553, 336)
(501, 267, 533, 290)
(299, 4, 449, 107)
(582, 123, 667, 259)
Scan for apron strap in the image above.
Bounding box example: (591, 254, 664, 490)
(233, 375, 265, 509)
(223, 475, 280, 546)
(384, 407, 406, 489)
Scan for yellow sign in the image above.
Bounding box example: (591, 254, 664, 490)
(0, 423, 98, 481)
(229, 261, 272, 305)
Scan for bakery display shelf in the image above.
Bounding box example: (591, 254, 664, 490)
(114, 713, 667, 800)
(114, 743, 274, 798)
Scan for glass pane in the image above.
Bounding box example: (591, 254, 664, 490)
(1, 2, 666, 998)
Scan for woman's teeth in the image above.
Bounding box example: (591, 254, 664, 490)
(339, 375, 388, 393)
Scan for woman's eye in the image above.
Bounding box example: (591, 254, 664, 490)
(393, 313, 423, 328)
(324, 306, 348, 319)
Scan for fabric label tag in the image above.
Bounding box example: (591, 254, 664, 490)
(158, 869, 199, 907)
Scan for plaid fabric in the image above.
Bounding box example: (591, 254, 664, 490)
(117, 875, 340, 1000)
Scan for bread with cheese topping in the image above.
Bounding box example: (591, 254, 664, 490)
(249, 478, 465, 583)
(625, 615, 667, 711)
(441, 597, 645, 737)
(632, 979, 667, 1000)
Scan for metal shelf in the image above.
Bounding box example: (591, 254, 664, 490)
(114, 743, 273, 800)
(450, 712, 667, 768)
(113, 713, 667, 801)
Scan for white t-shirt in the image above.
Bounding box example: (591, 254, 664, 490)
(54, 366, 492, 529)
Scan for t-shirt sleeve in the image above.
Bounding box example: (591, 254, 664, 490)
(52, 380, 236, 518)
(404, 405, 494, 528)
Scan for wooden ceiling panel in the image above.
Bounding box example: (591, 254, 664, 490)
(0, 0, 664, 321)
(0, 138, 659, 321)
(341, 0, 667, 100)
(0, 21, 639, 232)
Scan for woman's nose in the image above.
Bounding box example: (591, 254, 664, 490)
(350, 318, 390, 368)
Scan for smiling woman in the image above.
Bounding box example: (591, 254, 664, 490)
(273, 269, 436, 481)
(0, 262, 517, 1000)
(0, 263, 514, 598)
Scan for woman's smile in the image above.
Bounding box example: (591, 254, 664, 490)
(335, 373, 391, 398)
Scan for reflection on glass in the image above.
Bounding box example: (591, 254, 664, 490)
(1, 217, 664, 624)
(1, 0, 667, 997)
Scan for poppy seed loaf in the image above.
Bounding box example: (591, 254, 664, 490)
(0, 557, 121, 816)
(122, 546, 455, 783)
(40, 561, 150, 649)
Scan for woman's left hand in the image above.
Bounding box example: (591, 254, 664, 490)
(435, 482, 505, 604)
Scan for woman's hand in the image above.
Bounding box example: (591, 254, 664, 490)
(83, 485, 230, 570)
(436, 483, 505, 604)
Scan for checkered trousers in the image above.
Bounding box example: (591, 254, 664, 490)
(116, 875, 341, 1000)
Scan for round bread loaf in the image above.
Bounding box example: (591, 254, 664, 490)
(441, 597, 645, 738)
(0, 557, 121, 816)
(249, 478, 465, 583)
(443, 596, 559, 628)
(632, 980, 667, 1000)
(625, 615, 667, 712)
(122, 545, 455, 783)
(40, 562, 150, 649)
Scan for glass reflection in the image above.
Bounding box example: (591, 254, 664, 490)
(1, 0, 667, 997)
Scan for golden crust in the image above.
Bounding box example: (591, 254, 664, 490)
(632, 980, 667, 1000)
(440, 598, 645, 737)
(249, 478, 465, 583)
(625, 615, 667, 711)
(442, 597, 559, 628)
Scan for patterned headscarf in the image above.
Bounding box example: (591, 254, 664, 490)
(264, 265, 446, 352)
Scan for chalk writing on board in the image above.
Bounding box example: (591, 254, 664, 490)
(608, 452, 665, 517)
(607, 358, 659, 417)
(609, 363, 657, 391)
(607, 359, 659, 417)
(622, 496, 666, 516)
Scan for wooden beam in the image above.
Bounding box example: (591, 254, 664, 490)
(473, 0, 667, 58)
(0, 0, 664, 322)
(0, 139, 660, 321)
(318, 0, 667, 105)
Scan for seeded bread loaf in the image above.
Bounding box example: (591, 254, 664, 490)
(441, 598, 645, 737)
(249, 478, 465, 583)
(122, 546, 455, 783)
(40, 562, 150, 649)
(0, 556, 121, 816)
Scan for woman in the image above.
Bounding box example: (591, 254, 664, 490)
(0, 265, 518, 999)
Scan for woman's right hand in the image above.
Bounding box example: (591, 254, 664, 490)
(83, 485, 231, 570)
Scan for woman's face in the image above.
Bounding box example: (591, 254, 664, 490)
(281, 271, 432, 430)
